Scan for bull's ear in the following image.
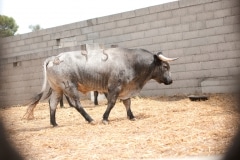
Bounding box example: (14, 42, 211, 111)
(154, 55, 162, 65)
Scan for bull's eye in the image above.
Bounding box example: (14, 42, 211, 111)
(163, 65, 168, 71)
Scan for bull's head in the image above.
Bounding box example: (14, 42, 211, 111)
(153, 52, 178, 85)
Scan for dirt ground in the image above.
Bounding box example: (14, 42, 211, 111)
(0, 94, 239, 160)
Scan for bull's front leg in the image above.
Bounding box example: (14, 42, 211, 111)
(102, 88, 120, 125)
(74, 99, 95, 124)
(122, 98, 136, 121)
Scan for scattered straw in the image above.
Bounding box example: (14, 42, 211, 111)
(0, 94, 239, 159)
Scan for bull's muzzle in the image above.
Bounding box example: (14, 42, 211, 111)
(163, 76, 173, 85)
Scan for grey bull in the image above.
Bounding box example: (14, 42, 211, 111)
(24, 47, 178, 126)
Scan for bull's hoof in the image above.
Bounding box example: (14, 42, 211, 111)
(102, 120, 109, 125)
(130, 117, 137, 121)
(52, 124, 58, 127)
(89, 120, 97, 125)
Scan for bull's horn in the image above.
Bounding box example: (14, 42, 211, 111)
(158, 54, 179, 62)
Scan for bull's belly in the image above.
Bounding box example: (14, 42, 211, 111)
(118, 88, 141, 100)
(77, 82, 107, 94)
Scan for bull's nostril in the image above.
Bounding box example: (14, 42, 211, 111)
(164, 79, 172, 85)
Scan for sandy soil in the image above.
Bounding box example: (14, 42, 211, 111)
(0, 94, 239, 160)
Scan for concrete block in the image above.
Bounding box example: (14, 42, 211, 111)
(228, 66, 240, 76)
(219, 58, 238, 68)
(81, 27, 93, 34)
(32, 36, 43, 43)
(191, 37, 208, 47)
(143, 13, 158, 23)
(16, 40, 25, 46)
(201, 60, 219, 70)
(171, 64, 186, 72)
(185, 62, 202, 71)
(109, 13, 122, 22)
(208, 52, 227, 61)
(97, 16, 109, 24)
(184, 46, 200, 55)
(131, 31, 144, 39)
(198, 28, 216, 37)
(222, 0, 240, 9)
(179, 0, 212, 8)
(183, 30, 199, 40)
(86, 19, 98, 27)
(152, 35, 167, 44)
(172, 8, 188, 17)
(150, 20, 166, 29)
(231, 6, 240, 15)
(93, 24, 105, 32)
(149, 4, 164, 14)
(201, 77, 239, 93)
(225, 33, 240, 42)
(20, 33, 30, 40)
(135, 7, 149, 16)
(51, 32, 61, 40)
(136, 23, 150, 31)
(159, 42, 175, 50)
(163, 1, 179, 11)
(123, 25, 137, 34)
(173, 24, 190, 33)
(47, 40, 57, 47)
(207, 35, 225, 44)
(76, 35, 87, 42)
(158, 11, 172, 20)
(121, 11, 135, 19)
(192, 53, 210, 62)
(204, 1, 222, 11)
(111, 28, 124, 36)
(117, 19, 130, 27)
(104, 22, 116, 30)
(166, 48, 184, 58)
(197, 12, 214, 21)
(167, 33, 182, 41)
(224, 15, 240, 25)
(166, 17, 181, 26)
(70, 29, 81, 36)
(159, 26, 173, 35)
(200, 44, 217, 53)
(175, 40, 191, 48)
(43, 35, 51, 41)
(136, 37, 152, 46)
(210, 68, 229, 77)
(100, 30, 112, 38)
(144, 29, 159, 38)
(117, 34, 132, 42)
(129, 17, 144, 25)
(217, 42, 236, 52)
(202, 85, 238, 94)
(206, 18, 223, 28)
(87, 32, 99, 40)
(187, 4, 204, 14)
(181, 15, 197, 23)
(225, 50, 240, 59)
(214, 9, 232, 18)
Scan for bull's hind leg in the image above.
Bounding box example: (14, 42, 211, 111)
(122, 98, 136, 121)
(64, 85, 94, 124)
(49, 91, 62, 127)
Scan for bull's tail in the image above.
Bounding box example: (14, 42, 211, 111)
(23, 59, 50, 120)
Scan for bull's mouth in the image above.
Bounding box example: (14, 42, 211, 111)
(163, 79, 172, 85)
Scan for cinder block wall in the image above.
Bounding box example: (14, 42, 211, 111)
(0, 0, 239, 107)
